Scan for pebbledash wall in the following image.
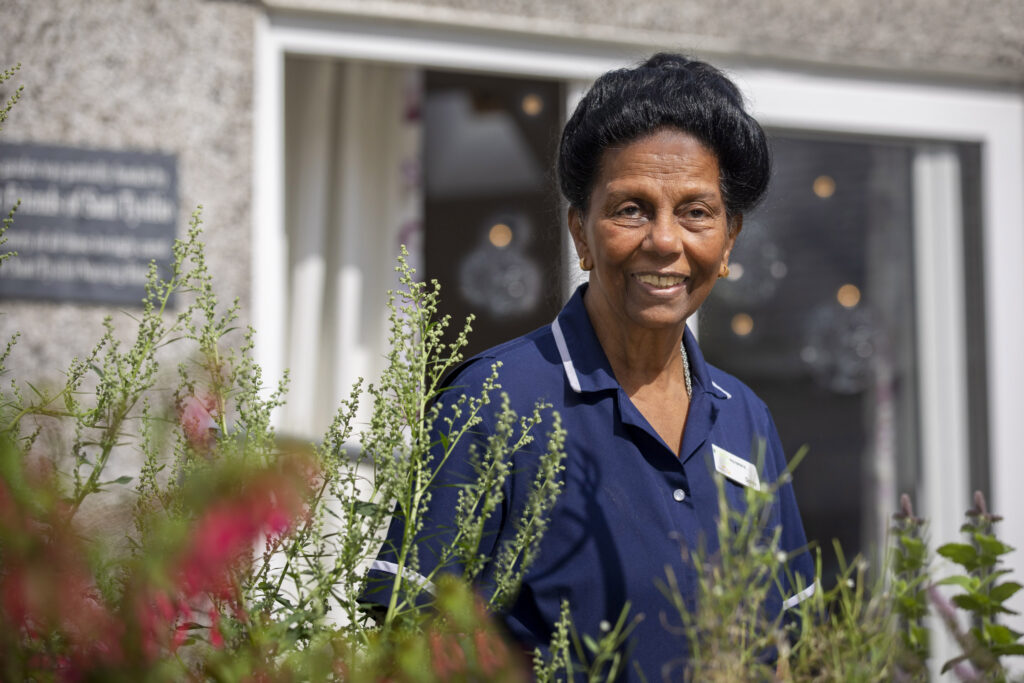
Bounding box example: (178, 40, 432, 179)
(2, 0, 1020, 376)
(0, 1, 257, 376)
(2, 0, 1024, 673)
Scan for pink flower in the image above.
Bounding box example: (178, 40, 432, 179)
(474, 628, 509, 676)
(429, 631, 467, 678)
(179, 505, 255, 600)
(208, 607, 224, 649)
(179, 393, 219, 451)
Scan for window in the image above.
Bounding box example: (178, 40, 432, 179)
(422, 70, 565, 358)
(701, 134, 985, 578)
(253, 12, 1024, 643)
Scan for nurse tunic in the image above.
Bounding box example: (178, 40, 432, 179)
(364, 285, 815, 680)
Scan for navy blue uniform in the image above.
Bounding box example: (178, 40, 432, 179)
(365, 285, 814, 679)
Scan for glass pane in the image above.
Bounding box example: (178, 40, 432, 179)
(422, 71, 564, 357)
(700, 135, 921, 579)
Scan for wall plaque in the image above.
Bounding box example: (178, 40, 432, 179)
(0, 143, 177, 305)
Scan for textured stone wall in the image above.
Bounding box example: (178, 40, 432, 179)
(0, 0, 1020, 387)
(0, 0, 259, 384)
(270, 0, 1024, 83)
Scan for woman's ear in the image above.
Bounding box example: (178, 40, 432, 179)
(568, 207, 595, 271)
(723, 213, 743, 265)
(568, 206, 587, 257)
(728, 213, 744, 240)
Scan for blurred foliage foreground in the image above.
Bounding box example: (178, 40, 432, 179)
(1, 64, 1024, 682)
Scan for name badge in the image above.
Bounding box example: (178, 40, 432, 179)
(712, 444, 761, 491)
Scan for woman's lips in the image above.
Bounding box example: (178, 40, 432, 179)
(633, 273, 688, 289)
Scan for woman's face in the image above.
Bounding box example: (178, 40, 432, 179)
(570, 128, 739, 335)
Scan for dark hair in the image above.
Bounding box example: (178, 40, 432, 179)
(557, 53, 770, 226)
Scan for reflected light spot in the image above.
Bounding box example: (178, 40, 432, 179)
(813, 175, 836, 198)
(521, 94, 544, 116)
(488, 223, 513, 248)
(770, 261, 788, 279)
(837, 283, 861, 308)
(731, 313, 754, 337)
(726, 262, 744, 281)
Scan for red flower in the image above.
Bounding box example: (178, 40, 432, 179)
(474, 628, 509, 676)
(208, 607, 224, 649)
(429, 631, 467, 678)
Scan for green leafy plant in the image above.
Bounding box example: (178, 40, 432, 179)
(889, 493, 931, 679)
(0, 195, 569, 680)
(934, 490, 1024, 680)
(0, 62, 21, 266)
(659, 445, 811, 681)
(0, 63, 21, 133)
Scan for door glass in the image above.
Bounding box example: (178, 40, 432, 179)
(422, 71, 564, 357)
(700, 135, 923, 578)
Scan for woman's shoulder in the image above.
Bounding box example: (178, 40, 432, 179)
(703, 362, 771, 415)
(440, 323, 563, 397)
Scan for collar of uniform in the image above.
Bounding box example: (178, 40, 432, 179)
(550, 285, 620, 394)
(551, 284, 724, 400)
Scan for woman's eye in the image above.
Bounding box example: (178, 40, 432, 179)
(686, 207, 709, 219)
(617, 204, 643, 218)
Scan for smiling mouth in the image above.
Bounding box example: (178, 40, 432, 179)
(634, 273, 688, 288)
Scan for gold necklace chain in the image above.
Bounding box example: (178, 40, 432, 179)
(681, 341, 693, 399)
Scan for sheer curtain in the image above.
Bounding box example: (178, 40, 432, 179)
(282, 58, 423, 437)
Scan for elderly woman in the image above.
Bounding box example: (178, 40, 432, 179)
(367, 53, 814, 678)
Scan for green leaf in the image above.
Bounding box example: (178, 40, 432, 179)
(353, 500, 381, 517)
(910, 624, 930, 649)
(24, 380, 44, 399)
(900, 537, 927, 564)
(582, 633, 599, 653)
(975, 533, 1014, 557)
(951, 594, 988, 613)
(937, 543, 978, 568)
(941, 654, 970, 674)
(991, 581, 1024, 604)
(990, 643, 1024, 656)
(936, 575, 978, 591)
(984, 623, 1022, 646)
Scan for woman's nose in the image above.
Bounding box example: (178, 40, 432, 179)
(646, 213, 682, 254)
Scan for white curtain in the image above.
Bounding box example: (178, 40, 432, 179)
(282, 58, 423, 437)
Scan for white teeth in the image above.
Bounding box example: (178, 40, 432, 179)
(636, 274, 685, 288)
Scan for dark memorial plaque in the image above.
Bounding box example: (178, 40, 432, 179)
(0, 143, 177, 305)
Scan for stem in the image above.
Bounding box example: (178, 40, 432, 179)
(70, 269, 180, 517)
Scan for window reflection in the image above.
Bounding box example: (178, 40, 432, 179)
(702, 135, 923, 579)
(423, 71, 564, 357)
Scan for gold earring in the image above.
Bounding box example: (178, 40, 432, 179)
(719, 264, 730, 279)
(579, 256, 591, 272)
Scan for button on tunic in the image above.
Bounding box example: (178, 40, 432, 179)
(365, 285, 814, 680)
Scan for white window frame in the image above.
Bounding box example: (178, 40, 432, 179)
(253, 8, 1024, 622)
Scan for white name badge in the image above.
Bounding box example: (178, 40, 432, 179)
(712, 444, 761, 491)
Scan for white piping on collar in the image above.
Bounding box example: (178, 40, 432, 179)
(782, 582, 816, 610)
(551, 317, 582, 393)
(711, 381, 732, 399)
(369, 559, 437, 596)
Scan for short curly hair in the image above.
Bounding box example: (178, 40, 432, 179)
(557, 53, 770, 228)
